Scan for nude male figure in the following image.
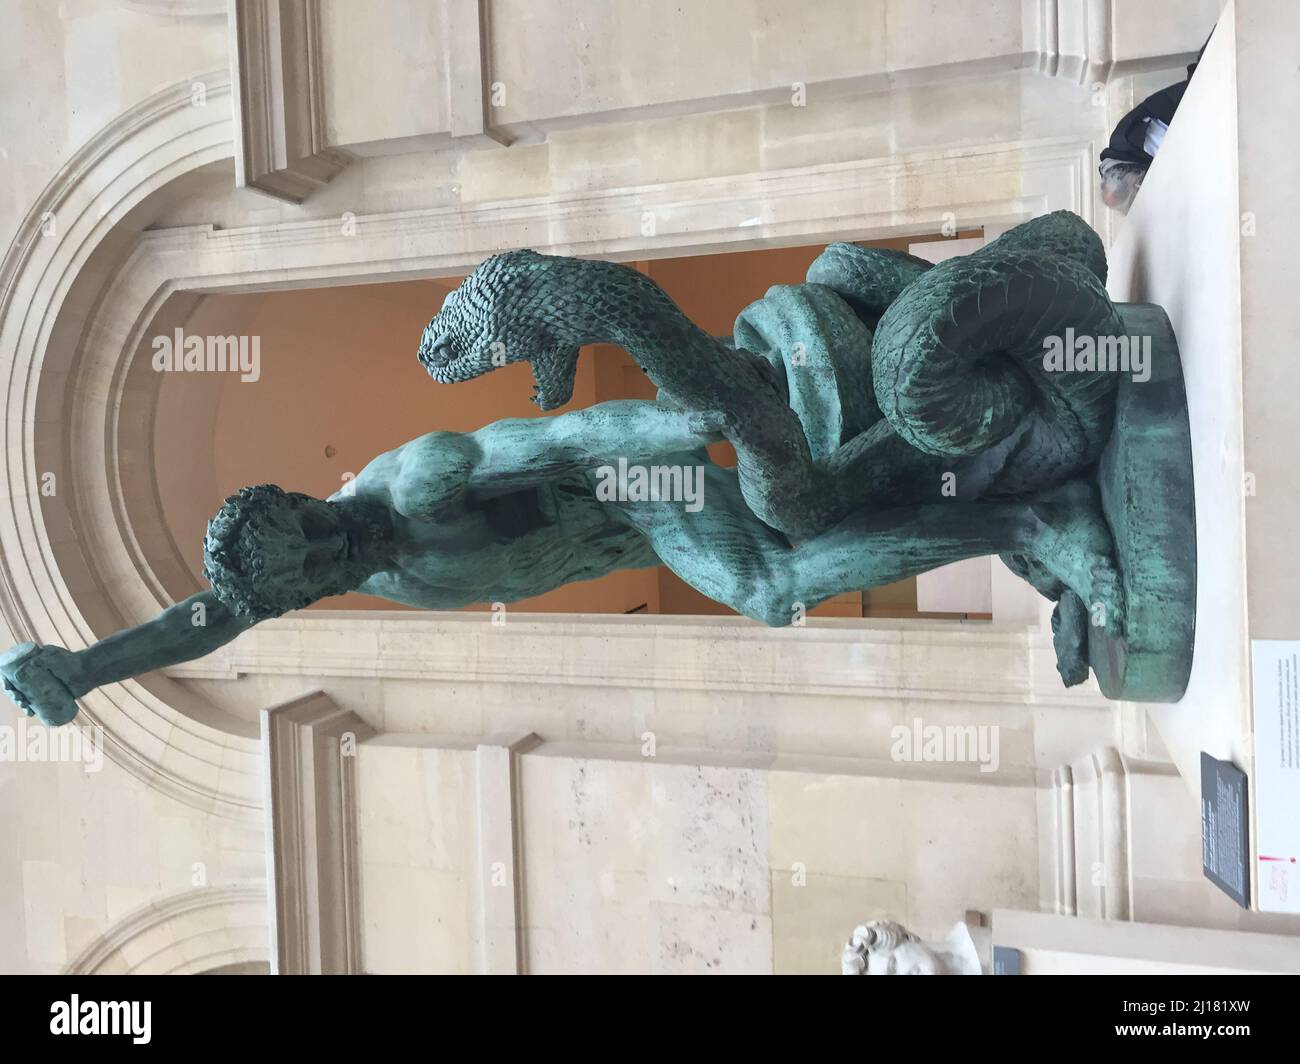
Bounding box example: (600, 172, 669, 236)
(0, 397, 1099, 727)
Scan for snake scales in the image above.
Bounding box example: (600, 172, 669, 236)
(419, 211, 1122, 541)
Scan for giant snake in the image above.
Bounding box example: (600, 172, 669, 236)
(419, 211, 1123, 542)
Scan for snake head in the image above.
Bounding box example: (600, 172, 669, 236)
(418, 250, 581, 409)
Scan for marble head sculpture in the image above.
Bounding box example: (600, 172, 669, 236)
(841, 920, 985, 975)
(1, 211, 1195, 728)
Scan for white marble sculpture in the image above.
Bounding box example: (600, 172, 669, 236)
(841, 919, 984, 975)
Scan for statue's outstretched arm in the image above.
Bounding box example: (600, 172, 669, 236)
(0, 590, 254, 727)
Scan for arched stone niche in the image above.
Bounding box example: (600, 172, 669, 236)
(0, 71, 265, 820)
(64, 885, 269, 975)
(2, 68, 1097, 817)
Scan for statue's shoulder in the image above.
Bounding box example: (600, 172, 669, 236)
(384, 431, 476, 518)
(394, 430, 476, 469)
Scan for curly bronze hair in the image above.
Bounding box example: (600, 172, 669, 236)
(202, 484, 315, 621)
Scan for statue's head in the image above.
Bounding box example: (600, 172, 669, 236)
(203, 485, 383, 621)
(418, 250, 580, 409)
(841, 920, 983, 976)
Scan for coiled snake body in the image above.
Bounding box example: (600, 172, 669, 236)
(419, 211, 1122, 541)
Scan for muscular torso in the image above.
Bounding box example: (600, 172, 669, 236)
(332, 431, 659, 609)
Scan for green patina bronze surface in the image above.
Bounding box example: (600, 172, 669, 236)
(1089, 303, 1196, 701)
(1, 211, 1196, 727)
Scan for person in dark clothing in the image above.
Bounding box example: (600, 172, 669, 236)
(1099, 38, 1209, 212)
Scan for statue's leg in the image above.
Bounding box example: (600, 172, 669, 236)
(598, 462, 795, 625)
(606, 464, 1122, 632)
(785, 475, 1124, 634)
(604, 463, 1030, 626)
(779, 500, 1039, 626)
(1051, 591, 1091, 686)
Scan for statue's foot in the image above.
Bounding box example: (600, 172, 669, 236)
(1051, 591, 1091, 686)
(1027, 479, 1125, 637)
(999, 550, 1065, 601)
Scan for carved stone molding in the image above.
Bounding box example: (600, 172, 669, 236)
(473, 732, 540, 974)
(1047, 746, 1133, 920)
(262, 692, 375, 974)
(64, 884, 268, 974)
(1048, 762, 1078, 915)
(229, 0, 352, 202)
(170, 610, 1109, 710)
(0, 69, 262, 821)
(1030, 0, 1213, 87)
(1033, 0, 1116, 86)
(993, 909, 1300, 974)
(124, 1, 227, 15)
(445, 0, 511, 147)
